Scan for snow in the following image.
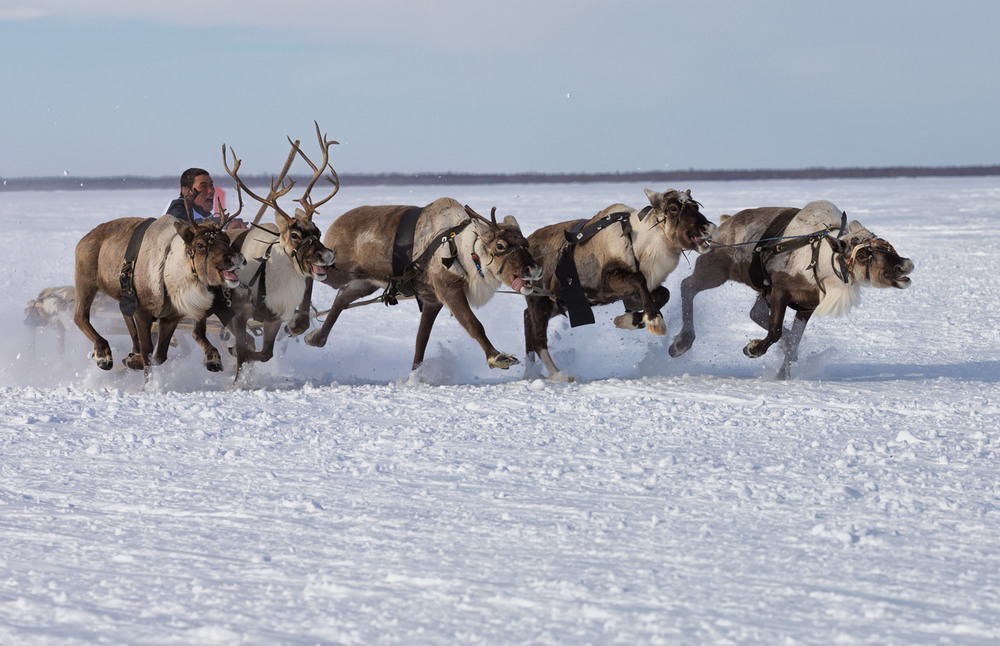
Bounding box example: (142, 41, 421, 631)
(1, 176, 998, 644)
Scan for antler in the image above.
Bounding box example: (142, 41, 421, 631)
(463, 205, 500, 227)
(291, 121, 340, 221)
(214, 179, 245, 229)
(221, 143, 297, 221)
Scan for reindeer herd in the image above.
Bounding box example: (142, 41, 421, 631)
(69, 124, 915, 383)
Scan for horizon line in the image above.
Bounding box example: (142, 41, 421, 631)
(3, 164, 999, 191)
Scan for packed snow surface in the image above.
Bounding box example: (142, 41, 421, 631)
(1, 177, 998, 644)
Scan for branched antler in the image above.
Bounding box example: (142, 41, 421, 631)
(292, 121, 340, 221)
(464, 205, 500, 228)
(222, 143, 297, 221)
(214, 174, 245, 229)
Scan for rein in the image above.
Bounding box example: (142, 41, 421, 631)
(741, 211, 849, 300)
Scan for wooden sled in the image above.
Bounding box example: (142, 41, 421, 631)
(23, 285, 263, 356)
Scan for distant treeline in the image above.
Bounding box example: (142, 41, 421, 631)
(3, 165, 999, 192)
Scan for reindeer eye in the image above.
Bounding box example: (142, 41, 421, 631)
(496, 241, 507, 252)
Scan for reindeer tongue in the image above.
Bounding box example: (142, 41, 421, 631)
(222, 270, 238, 282)
(312, 264, 327, 277)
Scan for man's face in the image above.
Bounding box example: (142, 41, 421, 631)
(184, 174, 215, 213)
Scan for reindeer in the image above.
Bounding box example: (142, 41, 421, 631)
(302, 199, 542, 372)
(523, 188, 717, 378)
(220, 123, 337, 377)
(73, 205, 245, 375)
(668, 199, 914, 379)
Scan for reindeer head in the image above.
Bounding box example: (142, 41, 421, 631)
(222, 121, 340, 280)
(642, 188, 717, 253)
(464, 205, 543, 295)
(279, 209, 335, 280)
(223, 121, 339, 280)
(838, 221, 913, 289)
(174, 219, 244, 289)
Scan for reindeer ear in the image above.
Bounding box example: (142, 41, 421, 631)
(827, 235, 848, 255)
(847, 220, 871, 236)
(174, 219, 197, 244)
(643, 188, 662, 210)
(274, 209, 294, 232)
(501, 214, 521, 231)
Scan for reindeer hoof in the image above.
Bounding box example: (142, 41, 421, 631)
(304, 330, 327, 348)
(92, 351, 114, 371)
(489, 353, 520, 370)
(613, 311, 645, 330)
(204, 349, 223, 372)
(645, 314, 667, 336)
(286, 314, 310, 336)
(123, 353, 145, 371)
(743, 340, 769, 359)
(668, 332, 694, 358)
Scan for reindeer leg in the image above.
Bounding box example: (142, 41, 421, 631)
(614, 286, 671, 332)
(225, 310, 257, 380)
(412, 301, 444, 369)
(524, 295, 561, 378)
(603, 268, 666, 335)
(776, 310, 812, 379)
(254, 319, 283, 363)
(305, 281, 378, 348)
(191, 316, 223, 372)
(120, 314, 144, 369)
(437, 288, 518, 369)
(669, 255, 730, 358)
(152, 317, 180, 365)
(749, 296, 770, 329)
(287, 278, 313, 336)
(123, 310, 156, 372)
(744, 290, 791, 359)
(73, 284, 114, 370)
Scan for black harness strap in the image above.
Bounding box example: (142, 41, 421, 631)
(563, 210, 633, 245)
(555, 211, 633, 327)
(748, 209, 850, 310)
(391, 207, 423, 299)
(554, 246, 595, 327)
(230, 229, 278, 319)
(383, 208, 470, 309)
(748, 209, 801, 292)
(119, 218, 156, 317)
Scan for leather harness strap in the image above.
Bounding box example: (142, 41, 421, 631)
(383, 207, 470, 309)
(748, 209, 850, 310)
(555, 211, 633, 328)
(118, 218, 156, 317)
(391, 207, 423, 299)
(748, 209, 801, 293)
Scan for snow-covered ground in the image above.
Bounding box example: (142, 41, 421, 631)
(1, 176, 998, 644)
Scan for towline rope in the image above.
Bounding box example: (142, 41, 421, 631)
(706, 224, 840, 250)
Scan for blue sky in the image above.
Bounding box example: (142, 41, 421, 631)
(1, 0, 998, 178)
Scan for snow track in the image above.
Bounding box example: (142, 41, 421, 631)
(1, 177, 998, 644)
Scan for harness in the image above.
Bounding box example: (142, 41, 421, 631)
(118, 218, 156, 317)
(229, 222, 323, 320)
(746, 209, 849, 310)
(554, 210, 634, 327)
(230, 228, 278, 319)
(382, 207, 470, 309)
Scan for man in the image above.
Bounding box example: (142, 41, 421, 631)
(165, 168, 247, 229)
